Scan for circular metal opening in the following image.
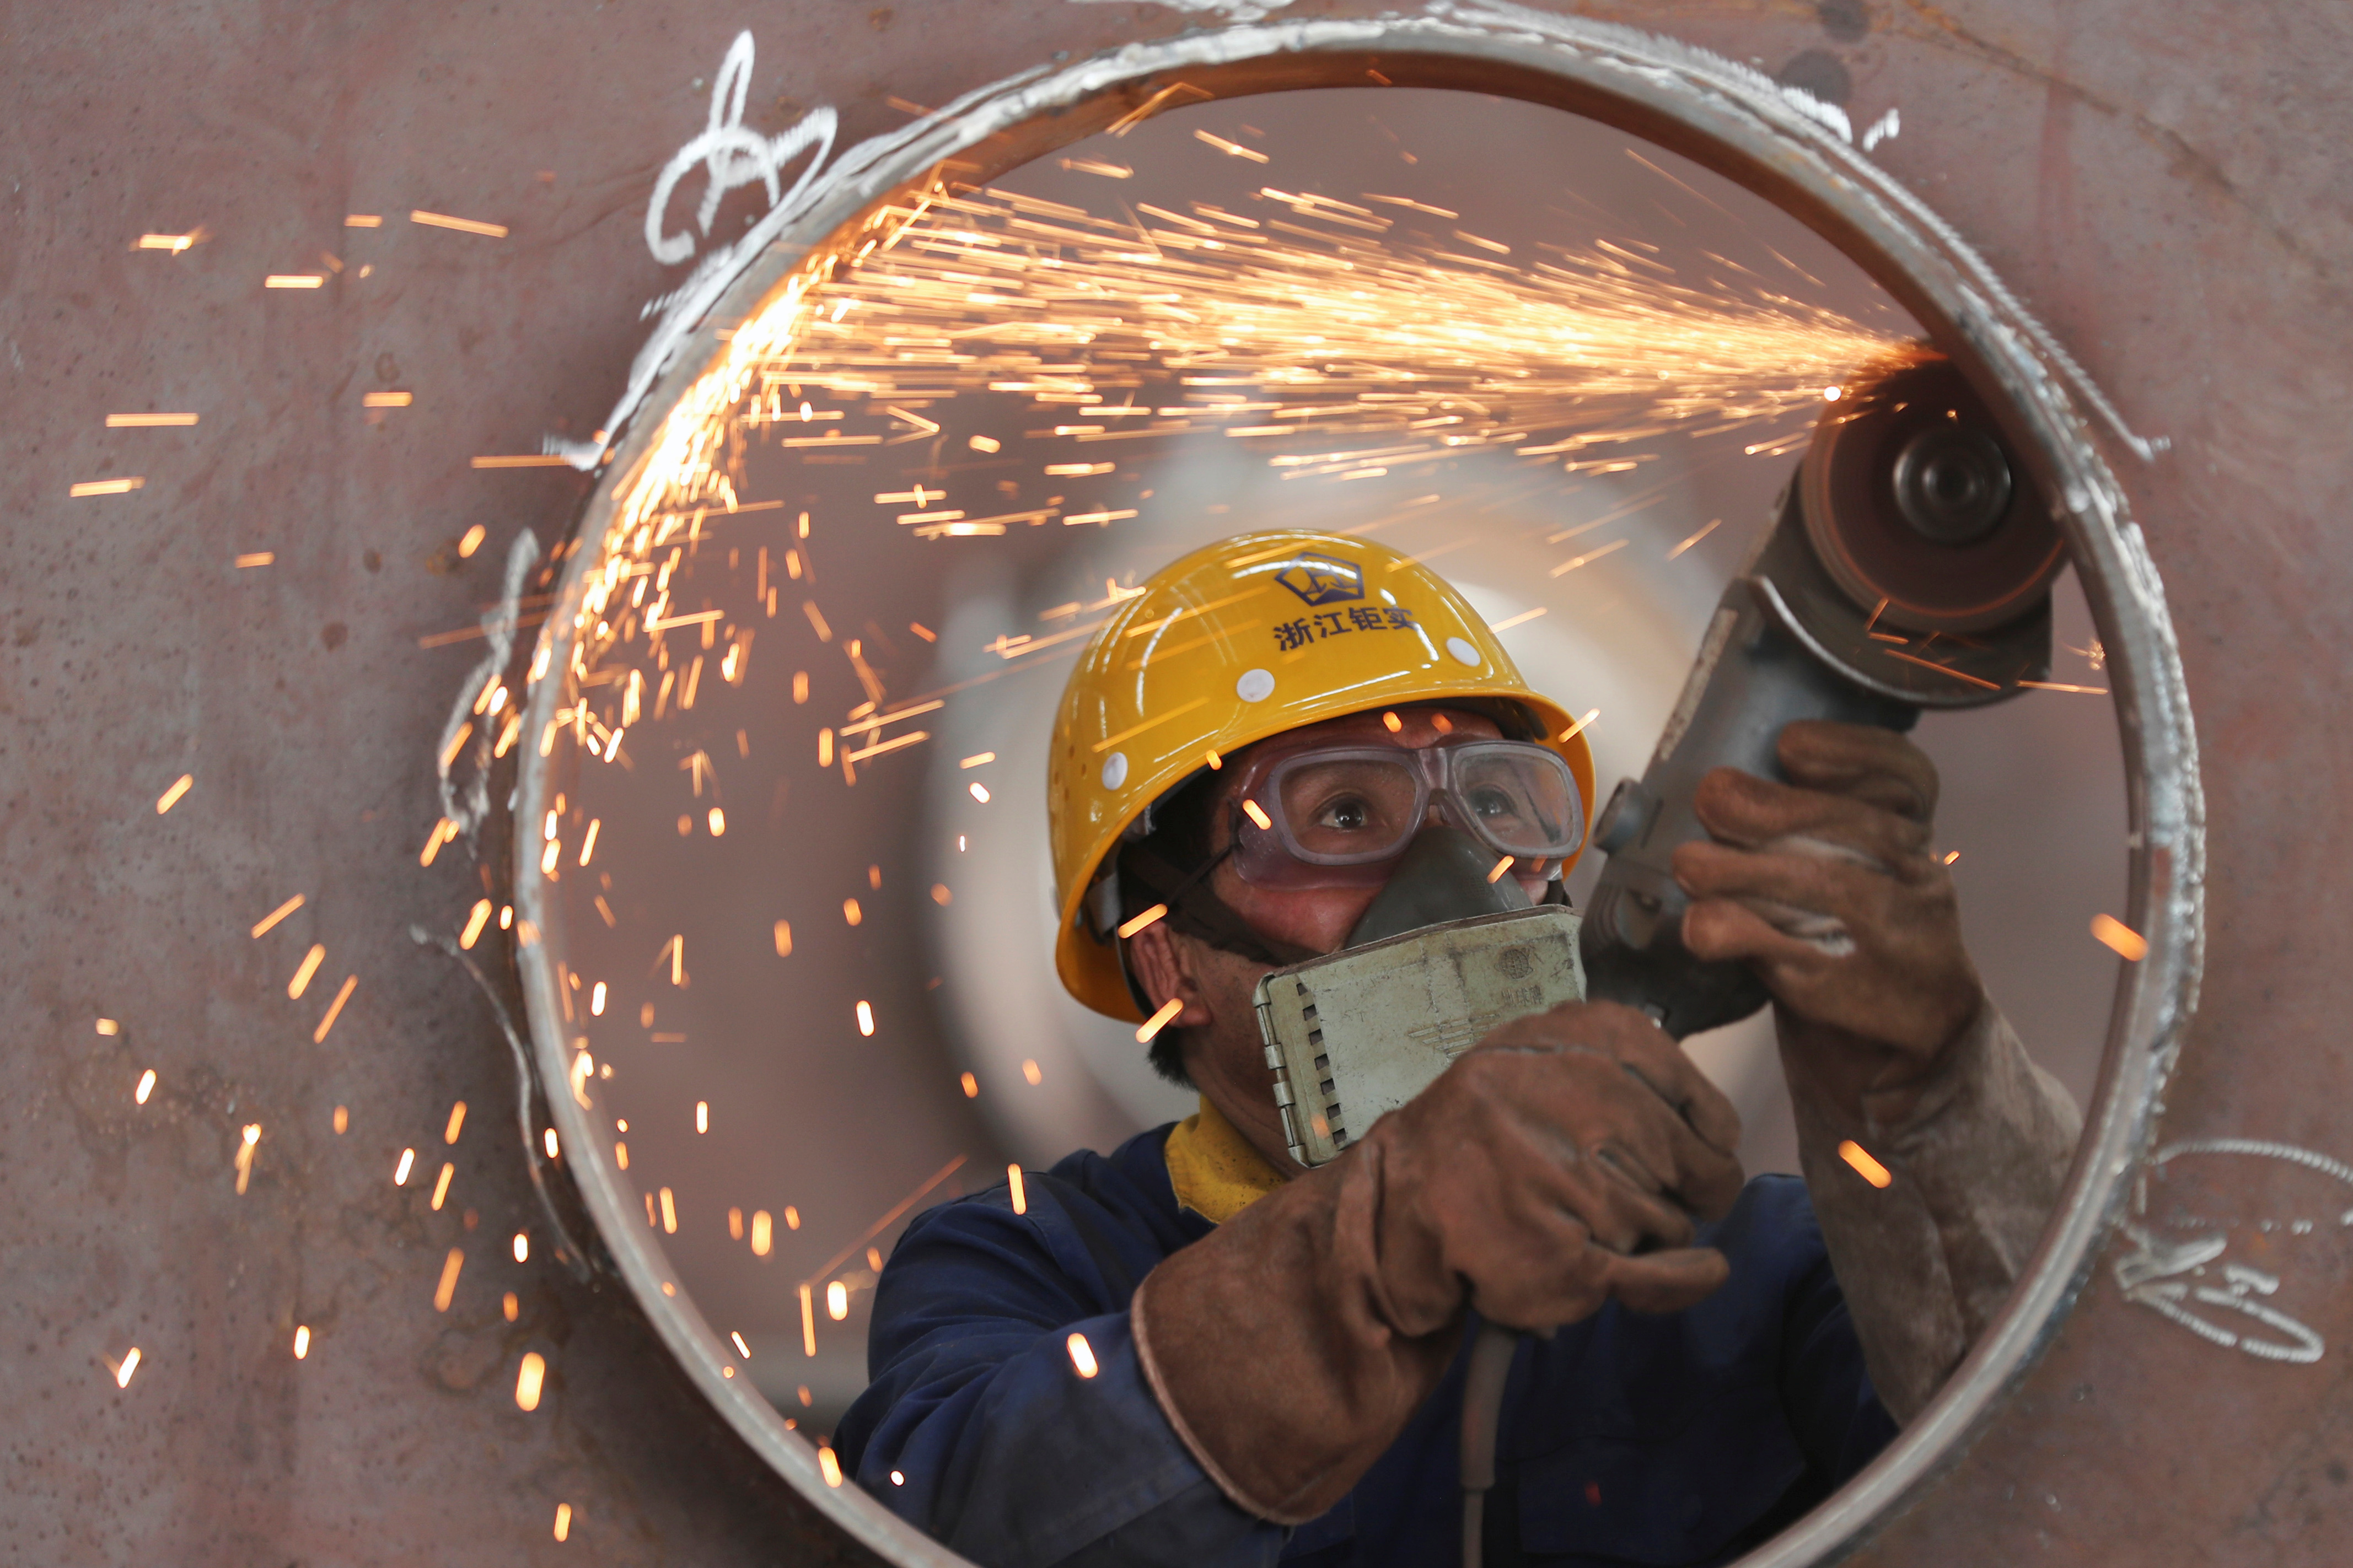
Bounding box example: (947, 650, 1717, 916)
(504, 18, 2199, 1567)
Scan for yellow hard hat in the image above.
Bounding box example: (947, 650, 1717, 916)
(1050, 530, 1595, 1021)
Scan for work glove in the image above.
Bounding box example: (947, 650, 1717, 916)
(1672, 718, 1983, 1120)
(1671, 718, 2081, 1421)
(1132, 1001, 1743, 1523)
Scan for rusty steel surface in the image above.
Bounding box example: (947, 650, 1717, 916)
(1, 3, 2341, 1565)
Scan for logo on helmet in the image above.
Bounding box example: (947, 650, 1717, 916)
(1271, 554, 1365, 607)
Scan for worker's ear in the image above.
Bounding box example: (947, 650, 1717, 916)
(1124, 921, 1217, 1031)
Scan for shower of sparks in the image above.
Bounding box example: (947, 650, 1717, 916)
(528, 163, 1906, 821)
(501, 145, 1919, 1370)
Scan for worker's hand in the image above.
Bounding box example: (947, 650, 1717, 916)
(1672, 719, 1983, 1118)
(1130, 1001, 1742, 1523)
(1365, 999, 1746, 1337)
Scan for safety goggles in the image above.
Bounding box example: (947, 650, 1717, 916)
(1226, 736, 1586, 889)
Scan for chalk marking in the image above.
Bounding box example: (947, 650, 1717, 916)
(644, 32, 838, 267)
(2114, 1138, 2353, 1366)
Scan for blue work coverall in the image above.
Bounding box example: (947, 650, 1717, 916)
(837, 1123, 1895, 1567)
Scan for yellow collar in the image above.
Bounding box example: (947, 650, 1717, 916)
(1164, 1095, 1288, 1224)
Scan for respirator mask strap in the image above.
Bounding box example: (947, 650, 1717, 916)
(1118, 840, 1319, 971)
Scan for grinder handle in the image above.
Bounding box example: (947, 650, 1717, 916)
(1577, 574, 1916, 1039)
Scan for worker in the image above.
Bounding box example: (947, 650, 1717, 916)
(836, 530, 2080, 1566)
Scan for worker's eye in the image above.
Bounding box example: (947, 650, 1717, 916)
(1313, 794, 1376, 833)
(1466, 785, 1522, 821)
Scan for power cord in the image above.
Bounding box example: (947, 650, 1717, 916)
(1458, 1321, 1520, 1568)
